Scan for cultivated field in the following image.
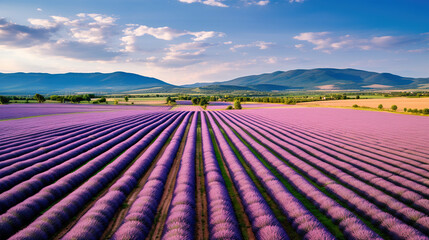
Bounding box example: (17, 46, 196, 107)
(297, 97, 429, 111)
(0, 105, 428, 240)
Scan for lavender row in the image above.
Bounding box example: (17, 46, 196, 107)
(0, 113, 167, 197)
(0, 113, 146, 161)
(216, 111, 381, 240)
(61, 112, 190, 240)
(0, 112, 182, 239)
(200, 113, 242, 240)
(0, 111, 143, 148)
(0, 111, 181, 239)
(0, 113, 154, 173)
(247, 113, 429, 181)
(211, 112, 336, 239)
(206, 112, 289, 240)
(0, 109, 159, 146)
(247, 108, 429, 156)
(230, 113, 429, 216)
(229, 112, 429, 226)
(224, 112, 429, 239)
(111, 112, 192, 239)
(161, 112, 198, 240)
(252, 108, 429, 158)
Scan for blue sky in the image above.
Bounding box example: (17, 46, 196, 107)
(0, 0, 428, 84)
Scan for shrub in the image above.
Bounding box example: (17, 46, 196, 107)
(99, 97, 106, 103)
(391, 105, 397, 111)
(226, 106, 233, 110)
(404, 108, 407, 112)
(0, 96, 9, 104)
(34, 94, 46, 103)
(352, 104, 359, 108)
(378, 104, 383, 110)
(114, 99, 119, 105)
(424, 108, 429, 114)
(234, 99, 242, 110)
(191, 97, 199, 105)
(124, 96, 129, 102)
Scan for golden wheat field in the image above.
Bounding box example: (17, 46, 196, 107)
(298, 97, 429, 111)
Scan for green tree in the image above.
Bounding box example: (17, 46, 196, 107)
(34, 94, 46, 103)
(378, 104, 383, 110)
(99, 97, 106, 103)
(391, 105, 398, 111)
(83, 94, 91, 102)
(124, 96, 129, 102)
(166, 96, 172, 104)
(226, 105, 233, 110)
(199, 97, 208, 106)
(234, 99, 242, 110)
(191, 97, 199, 105)
(114, 99, 119, 105)
(404, 108, 407, 112)
(423, 108, 429, 114)
(356, 95, 360, 99)
(0, 96, 9, 104)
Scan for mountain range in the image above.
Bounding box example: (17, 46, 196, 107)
(1, 68, 428, 95)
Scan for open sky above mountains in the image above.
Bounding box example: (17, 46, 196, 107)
(0, 0, 428, 85)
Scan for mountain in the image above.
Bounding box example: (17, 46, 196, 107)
(189, 68, 429, 91)
(0, 72, 176, 95)
(1, 69, 428, 95)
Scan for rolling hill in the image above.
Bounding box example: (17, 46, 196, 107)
(186, 68, 429, 91)
(0, 72, 176, 95)
(1, 68, 428, 95)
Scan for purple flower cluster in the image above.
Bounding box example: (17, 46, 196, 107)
(111, 113, 193, 239)
(162, 112, 198, 240)
(0, 113, 160, 193)
(0, 113, 170, 214)
(60, 112, 190, 240)
(0, 103, 171, 120)
(212, 111, 337, 239)
(206, 112, 289, 240)
(200, 113, 242, 240)
(222, 110, 429, 239)
(1, 112, 185, 239)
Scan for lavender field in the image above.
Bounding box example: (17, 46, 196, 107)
(0, 106, 428, 240)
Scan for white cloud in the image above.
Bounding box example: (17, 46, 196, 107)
(37, 8, 43, 12)
(190, 31, 225, 41)
(245, 0, 270, 6)
(159, 42, 215, 67)
(178, 0, 228, 7)
(293, 32, 426, 53)
(121, 25, 224, 52)
(289, 0, 304, 2)
(28, 18, 58, 28)
(230, 41, 274, 51)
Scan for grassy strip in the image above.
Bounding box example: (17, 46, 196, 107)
(205, 114, 251, 240)
(196, 114, 209, 239)
(238, 123, 390, 239)
(210, 115, 300, 239)
(221, 119, 345, 239)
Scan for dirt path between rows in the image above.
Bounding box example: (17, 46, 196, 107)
(147, 115, 193, 239)
(195, 118, 209, 239)
(100, 118, 184, 239)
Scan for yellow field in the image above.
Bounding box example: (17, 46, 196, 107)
(298, 97, 429, 111)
